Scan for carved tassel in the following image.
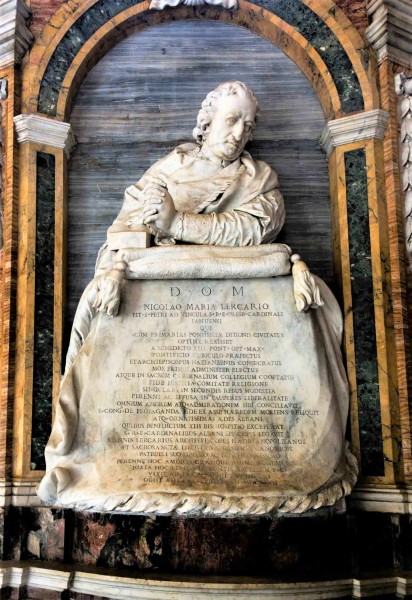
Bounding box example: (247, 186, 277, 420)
(291, 254, 324, 312)
(92, 262, 126, 317)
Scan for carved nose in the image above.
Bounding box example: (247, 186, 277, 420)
(233, 122, 244, 140)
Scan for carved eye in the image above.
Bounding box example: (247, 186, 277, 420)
(244, 122, 253, 132)
(226, 117, 237, 126)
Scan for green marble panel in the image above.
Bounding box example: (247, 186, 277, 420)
(252, 0, 364, 112)
(345, 149, 384, 476)
(31, 152, 55, 471)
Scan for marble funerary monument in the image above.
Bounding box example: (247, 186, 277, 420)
(38, 81, 357, 515)
(2, 0, 412, 597)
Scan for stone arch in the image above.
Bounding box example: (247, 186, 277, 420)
(23, 0, 378, 122)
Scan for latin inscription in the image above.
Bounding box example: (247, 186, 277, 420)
(93, 279, 321, 491)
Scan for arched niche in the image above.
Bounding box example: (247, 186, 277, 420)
(67, 19, 331, 325)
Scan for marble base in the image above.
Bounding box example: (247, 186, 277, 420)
(1, 561, 412, 599)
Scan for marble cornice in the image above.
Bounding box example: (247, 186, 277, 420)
(349, 486, 412, 514)
(7, 479, 412, 515)
(0, 480, 42, 507)
(366, 0, 412, 69)
(319, 110, 389, 157)
(0, 0, 33, 69)
(13, 114, 76, 157)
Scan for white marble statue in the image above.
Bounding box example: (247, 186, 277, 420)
(37, 82, 358, 516)
(97, 83, 285, 260)
(91, 82, 296, 319)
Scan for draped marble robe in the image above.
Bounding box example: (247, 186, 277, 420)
(96, 142, 286, 275)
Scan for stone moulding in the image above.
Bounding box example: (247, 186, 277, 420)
(319, 110, 389, 157)
(395, 73, 412, 266)
(2, 563, 412, 600)
(18, 480, 412, 514)
(0, 79, 7, 100)
(0, 479, 50, 508)
(366, 0, 412, 68)
(13, 114, 76, 157)
(349, 486, 412, 514)
(0, 0, 33, 69)
(150, 0, 238, 8)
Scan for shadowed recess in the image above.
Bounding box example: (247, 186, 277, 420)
(38, 0, 364, 116)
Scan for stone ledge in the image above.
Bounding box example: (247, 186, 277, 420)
(0, 480, 42, 508)
(319, 110, 389, 157)
(1, 561, 412, 599)
(348, 487, 412, 514)
(13, 114, 76, 157)
(6, 480, 412, 514)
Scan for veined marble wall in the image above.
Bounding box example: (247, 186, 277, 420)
(67, 20, 331, 329)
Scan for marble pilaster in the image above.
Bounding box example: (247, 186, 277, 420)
(13, 116, 72, 475)
(320, 111, 397, 479)
(395, 73, 412, 266)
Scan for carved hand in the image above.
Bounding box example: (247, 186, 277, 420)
(142, 178, 180, 237)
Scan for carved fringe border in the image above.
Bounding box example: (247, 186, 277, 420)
(46, 445, 358, 516)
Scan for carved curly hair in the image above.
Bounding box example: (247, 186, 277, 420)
(192, 81, 260, 144)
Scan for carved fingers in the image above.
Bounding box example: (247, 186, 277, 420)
(142, 198, 162, 224)
(141, 178, 178, 235)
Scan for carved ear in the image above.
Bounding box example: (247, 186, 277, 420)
(201, 122, 210, 140)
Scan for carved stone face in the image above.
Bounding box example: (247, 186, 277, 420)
(204, 93, 256, 162)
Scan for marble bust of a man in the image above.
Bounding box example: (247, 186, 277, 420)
(96, 81, 285, 275)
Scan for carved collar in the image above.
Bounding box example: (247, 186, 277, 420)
(196, 143, 234, 168)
